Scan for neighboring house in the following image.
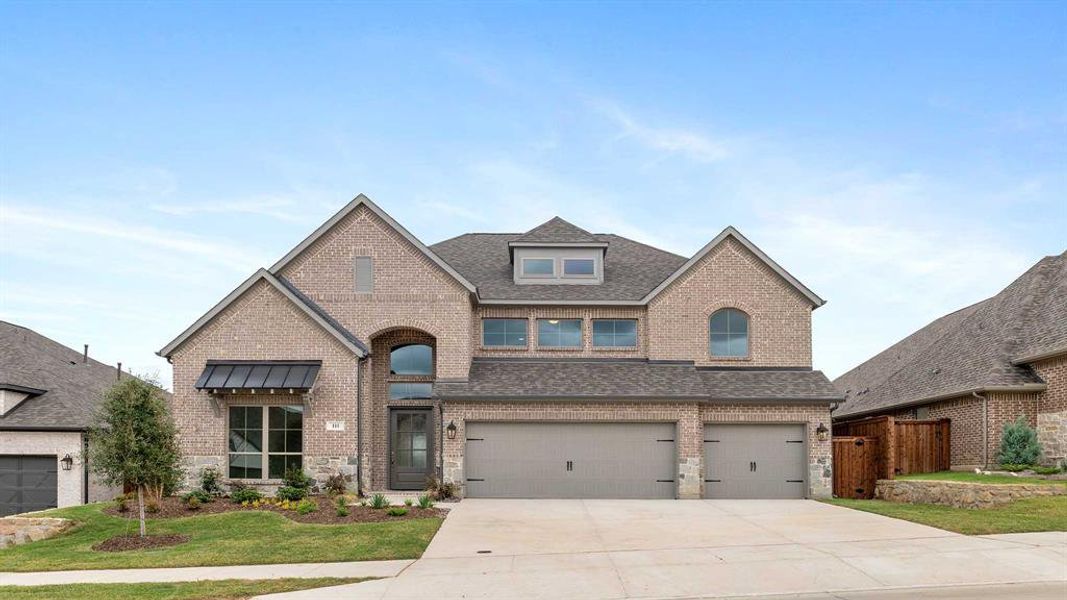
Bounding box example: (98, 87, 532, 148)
(159, 195, 841, 500)
(0, 321, 128, 516)
(833, 251, 1067, 468)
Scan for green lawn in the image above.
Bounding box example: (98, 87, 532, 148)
(0, 503, 442, 572)
(0, 577, 365, 600)
(827, 496, 1067, 535)
(898, 471, 1067, 486)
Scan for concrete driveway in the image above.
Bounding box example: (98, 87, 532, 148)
(263, 499, 1067, 599)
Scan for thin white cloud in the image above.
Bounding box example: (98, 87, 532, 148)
(586, 98, 729, 163)
(152, 196, 310, 223)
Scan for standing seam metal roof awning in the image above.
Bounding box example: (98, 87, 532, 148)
(195, 361, 322, 392)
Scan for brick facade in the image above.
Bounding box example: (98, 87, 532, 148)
(647, 238, 813, 368)
(1033, 354, 1067, 465)
(474, 305, 647, 358)
(0, 431, 120, 507)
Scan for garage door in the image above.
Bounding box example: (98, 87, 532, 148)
(465, 422, 676, 499)
(704, 424, 806, 499)
(0, 456, 58, 516)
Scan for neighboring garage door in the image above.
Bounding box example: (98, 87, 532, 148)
(704, 424, 807, 499)
(465, 422, 676, 499)
(0, 455, 58, 516)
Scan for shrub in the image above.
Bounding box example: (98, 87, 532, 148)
(369, 493, 389, 509)
(230, 487, 263, 504)
(386, 507, 408, 517)
(283, 467, 314, 491)
(145, 499, 160, 513)
(114, 494, 130, 512)
(999, 463, 1030, 472)
(997, 416, 1042, 466)
(1033, 466, 1061, 475)
(276, 486, 307, 502)
(323, 473, 350, 496)
(335, 496, 350, 517)
(296, 499, 317, 515)
(425, 476, 457, 500)
(199, 468, 224, 497)
(404, 498, 414, 507)
(186, 495, 201, 510)
(417, 494, 435, 509)
(182, 489, 212, 504)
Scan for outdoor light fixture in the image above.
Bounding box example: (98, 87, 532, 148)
(815, 423, 829, 442)
(446, 420, 457, 440)
(60, 454, 74, 471)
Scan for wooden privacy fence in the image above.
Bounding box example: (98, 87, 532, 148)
(832, 416, 951, 498)
(833, 436, 880, 499)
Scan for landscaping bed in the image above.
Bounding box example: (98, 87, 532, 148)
(103, 495, 448, 524)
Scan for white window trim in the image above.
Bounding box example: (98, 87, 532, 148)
(227, 405, 303, 481)
(521, 257, 557, 278)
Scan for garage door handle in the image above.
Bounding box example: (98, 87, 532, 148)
(566, 460, 573, 472)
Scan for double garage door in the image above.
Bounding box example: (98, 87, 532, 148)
(464, 422, 807, 499)
(0, 456, 58, 517)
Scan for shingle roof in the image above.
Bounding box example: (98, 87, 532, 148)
(833, 251, 1066, 419)
(431, 233, 687, 302)
(434, 358, 841, 402)
(511, 217, 602, 245)
(0, 321, 160, 430)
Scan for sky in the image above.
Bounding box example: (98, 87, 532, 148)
(1, 2, 1064, 390)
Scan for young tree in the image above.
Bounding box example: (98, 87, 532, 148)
(996, 416, 1043, 467)
(86, 376, 183, 537)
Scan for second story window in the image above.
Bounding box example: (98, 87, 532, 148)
(390, 343, 433, 375)
(482, 318, 527, 347)
(538, 319, 582, 348)
(522, 258, 555, 277)
(592, 319, 637, 347)
(563, 258, 595, 277)
(709, 308, 749, 358)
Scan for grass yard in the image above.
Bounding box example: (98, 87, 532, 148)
(898, 471, 1067, 487)
(827, 496, 1067, 535)
(0, 577, 365, 600)
(0, 502, 442, 572)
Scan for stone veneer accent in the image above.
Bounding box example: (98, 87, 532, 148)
(441, 401, 832, 500)
(876, 478, 1066, 509)
(1033, 354, 1067, 466)
(0, 517, 74, 549)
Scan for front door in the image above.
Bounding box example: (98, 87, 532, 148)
(389, 409, 433, 490)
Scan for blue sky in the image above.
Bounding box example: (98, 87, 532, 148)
(2, 2, 1064, 389)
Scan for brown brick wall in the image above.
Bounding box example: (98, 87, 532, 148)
(892, 396, 985, 467)
(442, 401, 832, 499)
(168, 279, 360, 489)
(646, 237, 812, 367)
(474, 305, 647, 358)
(277, 205, 474, 380)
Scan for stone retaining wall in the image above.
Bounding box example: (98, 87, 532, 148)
(0, 517, 74, 549)
(875, 479, 1067, 509)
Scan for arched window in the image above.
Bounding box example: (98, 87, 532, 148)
(390, 344, 433, 375)
(709, 309, 749, 357)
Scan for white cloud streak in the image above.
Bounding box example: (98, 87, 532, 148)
(587, 98, 729, 163)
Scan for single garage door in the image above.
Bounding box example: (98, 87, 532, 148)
(0, 455, 58, 516)
(704, 424, 807, 499)
(465, 422, 676, 499)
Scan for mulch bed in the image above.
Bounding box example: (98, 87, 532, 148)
(92, 534, 191, 552)
(103, 495, 449, 524)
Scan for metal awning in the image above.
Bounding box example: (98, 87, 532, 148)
(194, 361, 322, 393)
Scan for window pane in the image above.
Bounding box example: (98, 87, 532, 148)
(710, 310, 729, 333)
(730, 334, 749, 357)
(538, 319, 582, 347)
(731, 312, 748, 334)
(563, 259, 595, 275)
(483, 319, 527, 346)
(286, 430, 302, 453)
(229, 406, 243, 428)
(268, 430, 286, 453)
(505, 331, 527, 346)
(483, 319, 505, 334)
(592, 320, 612, 335)
(592, 333, 612, 347)
(483, 332, 506, 346)
(523, 258, 554, 276)
(412, 450, 427, 468)
(710, 333, 731, 357)
(389, 383, 433, 400)
(615, 330, 637, 347)
(412, 433, 427, 451)
(390, 344, 433, 375)
(269, 407, 285, 429)
(229, 454, 262, 479)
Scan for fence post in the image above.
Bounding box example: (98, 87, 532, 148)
(885, 416, 896, 479)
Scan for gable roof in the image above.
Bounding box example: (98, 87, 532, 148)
(833, 251, 1066, 419)
(510, 217, 604, 245)
(0, 321, 159, 431)
(270, 194, 477, 294)
(157, 269, 368, 358)
(640, 227, 825, 307)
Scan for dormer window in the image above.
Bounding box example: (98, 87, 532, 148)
(521, 258, 555, 277)
(563, 258, 595, 277)
(508, 217, 609, 286)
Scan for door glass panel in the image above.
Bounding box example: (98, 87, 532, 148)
(412, 413, 427, 430)
(397, 413, 411, 430)
(396, 450, 412, 467)
(412, 451, 427, 468)
(412, 433, 427, 451)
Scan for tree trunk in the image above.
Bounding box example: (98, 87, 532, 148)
(137, 485, 146, 537)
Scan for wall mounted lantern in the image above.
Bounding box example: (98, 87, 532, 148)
(446, 420, 457, 440)
(815, 423, 830, 442)
(61, 454, 74, 471)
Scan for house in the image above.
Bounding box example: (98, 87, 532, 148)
(158, 195, 841, 500)
(833, 251, 1066, 468)
(0, 321, 127, 516)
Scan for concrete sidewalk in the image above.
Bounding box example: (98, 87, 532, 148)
(0, 559, 412, 586)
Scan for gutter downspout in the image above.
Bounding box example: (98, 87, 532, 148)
(356, 357, 366, 498)
(973, 391, 988, 467)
